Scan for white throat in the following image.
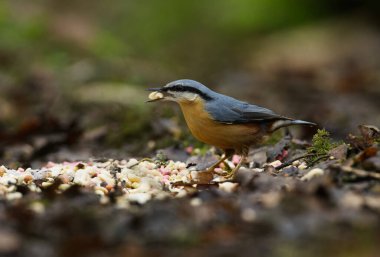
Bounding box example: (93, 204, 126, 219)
(169, 91, 199, 102)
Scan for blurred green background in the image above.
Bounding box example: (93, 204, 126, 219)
(1, 0, 380, 162)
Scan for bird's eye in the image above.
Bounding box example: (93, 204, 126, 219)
(172, 84, 184, 91)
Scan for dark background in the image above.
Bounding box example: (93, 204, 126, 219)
(1, 0, 380, 165)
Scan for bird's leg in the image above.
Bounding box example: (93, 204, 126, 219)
(225, 147, 248, 179)
(222, 160, 232, 171)
(205, 150, 234, 174)
(224, 155, 246, 179)
(205, 154, 229, 174)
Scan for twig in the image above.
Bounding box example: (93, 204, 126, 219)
(171, 179, 235, 187)
(171, 181, 215, 187)
(129, 158, 154, 168)
(306, 154, 329, 168)
(330, 164, 380, 180)
(275, 153, 314, 170)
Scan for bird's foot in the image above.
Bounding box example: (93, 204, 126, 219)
(222, 160, 233, 171)
(206, 168, 224, 176)
(204, 167, 236, 179)
(223, 170, 237, 179)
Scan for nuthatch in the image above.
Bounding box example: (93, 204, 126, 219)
(148, 79, 316, 178)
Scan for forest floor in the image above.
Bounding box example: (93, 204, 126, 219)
(0, 124, 379, 257)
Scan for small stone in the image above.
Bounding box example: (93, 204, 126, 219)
(252, 168, 264, 173)
(126, 159, 139, 168)
(144, 162, 156, 170)
(29, 202, 45, 213)
(0, 185, 7, 194)
(149, 169, 161, 177)
(177, 162, 187, 170)
(75, 163, 86, 170)
(23, 174, 33, 183)
(115, 197, 129, 209)
(0, 166, 6, 177)
(340, 192, 363, 209)
(159, 167, 171, 176)
(301, 168, 324, 181)
(7, 185, 16, 193)
(131, 182, 140, 189)
(0, 176, 16, 185)
(41, 182, 53, 188)
(267, 160, 282, 168)
(190, 197, 202, 206)
(232, 155, 241, 164)
(95, 189, 105, 196)
(128, 174, 141, 183)
(241, 208, 256, 222)
(190, 170, 213, 184)
(261, 192, 281, 208)
(73, 170, 91, 185)
(98, 172, 113, 184)
(95, 186, 108, 195)
(58, 174, 71, 184)
(282, 166, 298, 176)
(249, 151, 267, 166)
(28, 184, 40, 192)
(175, 189, 188, 198)
(298, 162, 308, 170)
(6, 192, 22, 201)
(329, 144, 348, 160)
(128, 193, 151, 204)
(45, 161, 56, 168)
(137, 181, 151, 192)
(362, 156, 380, 172)
(292, 160, 300, 166)
(364, 196, 380, 211)
(58, 184, 70, 191)
(218, 182, 238, 193)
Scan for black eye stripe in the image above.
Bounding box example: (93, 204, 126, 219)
(163, 84, 213, 100)
(172, 85, 185, 91)
(166, 85, 196, 92)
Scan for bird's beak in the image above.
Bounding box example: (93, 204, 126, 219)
(146, 87, 168, 102)
(147, 88, 163, 92)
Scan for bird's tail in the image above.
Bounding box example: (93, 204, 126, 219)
(269, 119, 317, 132)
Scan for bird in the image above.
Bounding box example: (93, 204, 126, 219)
(147, 79, 316, 179)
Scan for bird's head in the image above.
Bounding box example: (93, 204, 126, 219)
(147, 79, 213, 103)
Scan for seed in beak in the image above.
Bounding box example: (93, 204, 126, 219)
(148, 91, 164, 101)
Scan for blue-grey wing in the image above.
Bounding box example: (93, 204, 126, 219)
(205, 95, 285, 124)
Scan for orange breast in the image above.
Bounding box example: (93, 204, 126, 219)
(178, 99, 262, 150)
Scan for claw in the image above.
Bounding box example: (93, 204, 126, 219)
(222, 168, 236, 179)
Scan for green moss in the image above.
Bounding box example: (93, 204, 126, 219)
(306, 129, 338, 165)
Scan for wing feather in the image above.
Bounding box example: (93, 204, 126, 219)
(205, 94, 286, 124)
